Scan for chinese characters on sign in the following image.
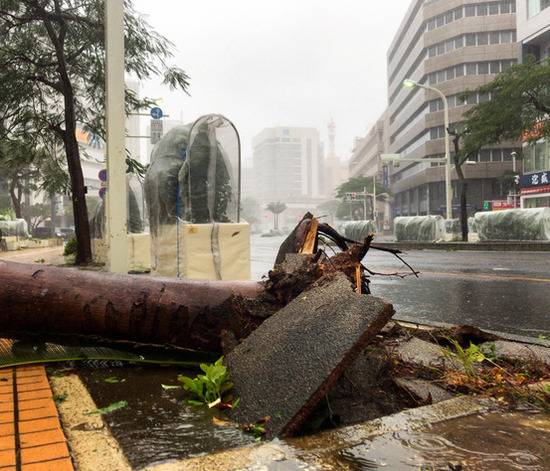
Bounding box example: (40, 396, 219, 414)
(520, 171, 550, 195)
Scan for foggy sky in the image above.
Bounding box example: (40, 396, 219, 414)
(133, 0, 412, 164)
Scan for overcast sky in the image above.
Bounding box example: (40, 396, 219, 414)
(133, 0, 412, 164)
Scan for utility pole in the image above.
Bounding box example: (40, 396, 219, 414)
(105, 0, 129, 273)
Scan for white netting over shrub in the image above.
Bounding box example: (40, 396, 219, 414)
(342, 220, 376, 241)
(474, 208, 550, 241)
(0, 219, 29, 238)
(394, 215, 445, 242)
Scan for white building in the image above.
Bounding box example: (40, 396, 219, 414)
(517, 0, 550, 208)
(252, 127, 323, 202)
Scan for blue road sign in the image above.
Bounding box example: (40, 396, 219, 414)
(150, 107, 163, 119)
(98, 169, 107, 182)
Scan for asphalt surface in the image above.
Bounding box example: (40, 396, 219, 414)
(251, 235, 550, 339)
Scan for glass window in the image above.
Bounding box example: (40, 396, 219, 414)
(455, 64, 464, 76)
(429, 100, 438, 112)
(445, 11, 454, 23)
(428, 45, 436, 57)
(455, 36, 464, 48)
(511, 1, 516, 13)
(436, 15, 444, 27)
(437, 43, 445, 55)
(478, 32, 489, 45)
(501, 31, 511, 43)
(467, 93, 477, 105)
(477, 4, 488, 15)
(466, 63, 477, 75)
(480, 150, 491, 162)
(490, 61, 501, 74)
(437, 70, 446, 82)
(491, 149, 503, 161)
(489, 31, 500, 44)
(446, 39, 455, 52)
(478, 62, 489, 74)
(500, 1, 510, 13)
(535, 141, 547, 171)
(448, 95, 456, 107)
(524, 145, 536, 172)
(479, 91, 490, 102)
(489, 3, 500, 14)
(465, 5, 476, 16)
(454, 7, 463, 19)
(446, 67, 455, 80)
(501, 59, 513, 71)
(430, 128, 439, 140)
(456, 94, 466, 106)
(466, 33, 476, 46)
(428, 18, 436, 30)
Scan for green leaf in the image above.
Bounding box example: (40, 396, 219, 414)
(86, 400, 128, 415)
(104, 377, 121, 384)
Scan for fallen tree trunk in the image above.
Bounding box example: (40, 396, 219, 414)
(0, 260, 263, 351)
(0, 214, 416, 352)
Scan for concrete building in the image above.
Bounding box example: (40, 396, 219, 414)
(348, 112, 389, 180)
(324, 119, 347, 197)
(517, 0, 550, 208)
(387, 0, 521, 218)
(252, 127, 323, 202)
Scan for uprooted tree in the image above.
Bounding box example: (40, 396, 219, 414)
(0, 0, 190, 264)
(0, 214, 417, 351)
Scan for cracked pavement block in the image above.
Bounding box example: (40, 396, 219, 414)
(226, 274, 394, 438)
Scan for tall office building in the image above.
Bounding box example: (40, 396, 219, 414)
(387, 0, 521, 217)
(252, 127, 322, 203)
(517, 0, 550, 208)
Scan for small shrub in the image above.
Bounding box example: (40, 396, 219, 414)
(177, 356, 235, 408)
(64, 236, 77, 256)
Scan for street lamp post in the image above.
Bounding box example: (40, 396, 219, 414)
(403, 79, 452, 220)
(105, 0, 129, 273)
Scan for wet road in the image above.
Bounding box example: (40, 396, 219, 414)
(251, 235, 550, 339)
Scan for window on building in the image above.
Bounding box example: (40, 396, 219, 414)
(466, 63, 477, 75)
(428, 45, 436, 57)
(478, 62, 489, 74)
(455, 64, 465, 76)
(478, 32, 489, 45)
(446, 39, 455, 52)
(479, 91, 490, 102)
(490, 61, 501, 74)
(436, 14, 444, 27)
(427, 18, 436, 30)
(480, 150, 491, 162)
(491, 149, 503, 161)
(489, 3, 500, 14)
(445, 11, 454, 23)
(490, 31, 500, 44)
(447, 95, 456, 107)
(500, 1, 510, 14)
(446, 67, 455, 80)
(455, 36, 464, 48)
(501, 31, 512, 43)
(465, 5, 476, 16)
(454, 7, 463, 19)
(477, 4, 488, 15)
(437, 70, 446, 82)
(437, 43, 445, 55)
(466, 33, 476, 46)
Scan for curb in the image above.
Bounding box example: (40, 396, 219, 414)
(375, 241, 550, 251)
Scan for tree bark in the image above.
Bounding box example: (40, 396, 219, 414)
(8, 179, 22, 219)
(41, 5, 92, 265)
(0, 260, 263, 352)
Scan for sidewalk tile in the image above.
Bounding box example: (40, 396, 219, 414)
(18, 399, 52, 412)
(0, 424, 14, 437)
(18, 418, 60, 435)
(22, 457, 73, 471)
(17, 390, 52, 402)
(19, 429, 65, 449)
(19, 405, 57, 422)
(0, 413, 13, 425)
(0, 449, 16, 467)
(0, 434, 14, 451)
(21, 442, 70, 464)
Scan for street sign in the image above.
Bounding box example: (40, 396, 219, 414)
(99, 187, 107, 199)
(483, 201, 492, 211)
(150, 107, 163, 119)
(150, 119, 164, 145)
(98, 169, 107, 182)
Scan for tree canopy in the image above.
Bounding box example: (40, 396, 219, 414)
(0, 0, 190, 263)
(461, 57, 550, 156)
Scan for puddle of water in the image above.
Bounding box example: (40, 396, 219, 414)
(335, 412, 550, 471)
(79, 365, 255, 469)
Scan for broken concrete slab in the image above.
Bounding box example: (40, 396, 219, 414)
(482, 340, 550, 366)
(393, 337, 463, 371)
(226, 273, 394, 438)
(394, 377, 453, 405)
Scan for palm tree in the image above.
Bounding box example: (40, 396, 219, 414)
(266, 202, 287, 230)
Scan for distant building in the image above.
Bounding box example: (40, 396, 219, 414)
(252, 127, 323, 202)
(387, 0, 521, 218)
(348, 111, 389, 180)
(517, 0, 550, 208)
(324, 119, 347, 197)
